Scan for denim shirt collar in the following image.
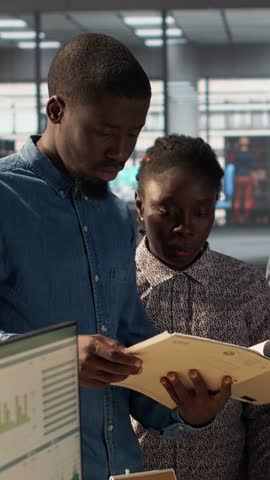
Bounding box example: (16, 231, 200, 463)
(19, 135, 74, 198)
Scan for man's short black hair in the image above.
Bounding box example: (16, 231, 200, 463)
(48, 33, 151, 105)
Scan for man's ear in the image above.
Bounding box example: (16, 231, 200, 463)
(135, 191, 144, 221)
(46, 96, 65, 124)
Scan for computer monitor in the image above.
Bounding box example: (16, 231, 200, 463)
(0, 322, 82, 480)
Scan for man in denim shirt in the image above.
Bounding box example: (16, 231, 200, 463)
(0, 34, 231, 479)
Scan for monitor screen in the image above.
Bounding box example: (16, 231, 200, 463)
(0, 322, 82, 480)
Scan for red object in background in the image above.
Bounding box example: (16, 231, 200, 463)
(233, 176, 254, 222)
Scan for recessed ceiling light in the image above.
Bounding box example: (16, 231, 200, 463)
(167, 28, 183, 37)
(0, 19, 27, 28)
(0, 31, 45, 40)
(135, 28, 162, 38)
(168, 38, 187, 45)
(135, 27, 183, 39)
(124, 16, 175, 26)
(145, 38, 187, 47)
(18, 41, 60, 49)
(145, 39, 163, 47)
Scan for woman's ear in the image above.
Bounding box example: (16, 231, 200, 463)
(46, 96, 65, 124)
(135, 191, 144, 222)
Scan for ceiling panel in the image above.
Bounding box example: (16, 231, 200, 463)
(172, 10, 228, 44)
(1, 8, 270, 49)
(226, 8, 270, 43)
(69, 11, 143, 47)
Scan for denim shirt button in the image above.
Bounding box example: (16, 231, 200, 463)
(107, 424, 114, 432)
(83, 225, 88, 233)
(58, 190, 65, 197)
(94, 274, 99, 283)
(101, 324, 107, 333)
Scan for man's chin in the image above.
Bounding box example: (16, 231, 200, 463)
(78, 177, 110, 198)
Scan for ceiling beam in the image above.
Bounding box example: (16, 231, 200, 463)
(2, 0, 270, 13)
(220, 9, 233, 44)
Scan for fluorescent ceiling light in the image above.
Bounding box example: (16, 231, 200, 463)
(167, 28, 183, 37)
(135, 28, 162, 37)
(135, 27, 182, 38)
(124, 16, 175, 26)
(0, 19, 27, 28)
(145, 38, 187, 47)
(168, 38, 187, 45)
(0, 31, 45, 40)
(18, 41, 60, 49)
(145, 39, 163, 47)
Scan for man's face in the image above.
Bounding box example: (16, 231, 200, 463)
(54, 94, 150, 183)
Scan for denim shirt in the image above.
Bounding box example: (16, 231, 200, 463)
(0, 136, 200, 480)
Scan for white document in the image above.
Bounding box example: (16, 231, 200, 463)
(114, 331, 270, 408)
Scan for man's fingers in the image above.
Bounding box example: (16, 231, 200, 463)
(82, 355, 142, 376)
(86, 335, 142, 368)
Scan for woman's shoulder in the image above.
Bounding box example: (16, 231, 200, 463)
(208, 248, 267, 287)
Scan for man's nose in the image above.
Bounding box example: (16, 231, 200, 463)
(106, 136, 127, 162)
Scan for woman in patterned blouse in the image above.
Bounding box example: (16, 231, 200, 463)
(133, 134, 270, 480)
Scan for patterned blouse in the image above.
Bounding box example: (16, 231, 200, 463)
(134, 237, 270, 480)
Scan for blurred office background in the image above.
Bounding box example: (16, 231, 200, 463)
(1, 0, 270, 270)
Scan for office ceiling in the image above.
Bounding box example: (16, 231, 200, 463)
(1, 8, 270, 48)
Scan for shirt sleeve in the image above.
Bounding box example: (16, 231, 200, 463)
(129, 391, 211, 438)
(242, 269, 270, 478)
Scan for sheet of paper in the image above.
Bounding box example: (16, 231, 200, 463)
(115, 332, 270, 407)
(109, 469, 176, 479)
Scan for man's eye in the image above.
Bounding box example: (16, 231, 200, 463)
(96, 130, 112, 137)
(159, 208, 170, 216)
(128, 131, 140, 138)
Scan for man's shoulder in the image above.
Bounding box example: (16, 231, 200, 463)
(0, 151, 25, 173)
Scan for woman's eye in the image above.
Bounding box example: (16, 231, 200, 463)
(196, 210, 211, 217)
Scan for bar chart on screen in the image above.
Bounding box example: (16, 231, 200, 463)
(0, 323, 82, 480)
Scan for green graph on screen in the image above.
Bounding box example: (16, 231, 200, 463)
(71, 469, 80, 480)
(0, 394, 30, 434)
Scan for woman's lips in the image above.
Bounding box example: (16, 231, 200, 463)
(174, 250, 191, 257)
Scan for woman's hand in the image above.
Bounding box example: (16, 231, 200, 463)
(161, 369, 232, 426)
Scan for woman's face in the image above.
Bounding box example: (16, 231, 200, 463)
(136, 166, 218, 270)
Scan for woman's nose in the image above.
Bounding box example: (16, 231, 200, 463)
(173, 217, 193, 235)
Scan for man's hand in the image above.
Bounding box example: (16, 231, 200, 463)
(78, 334, 142, 389)
(161, 370, 232, 426)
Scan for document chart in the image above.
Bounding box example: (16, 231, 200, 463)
(0, 324, 82, 480)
